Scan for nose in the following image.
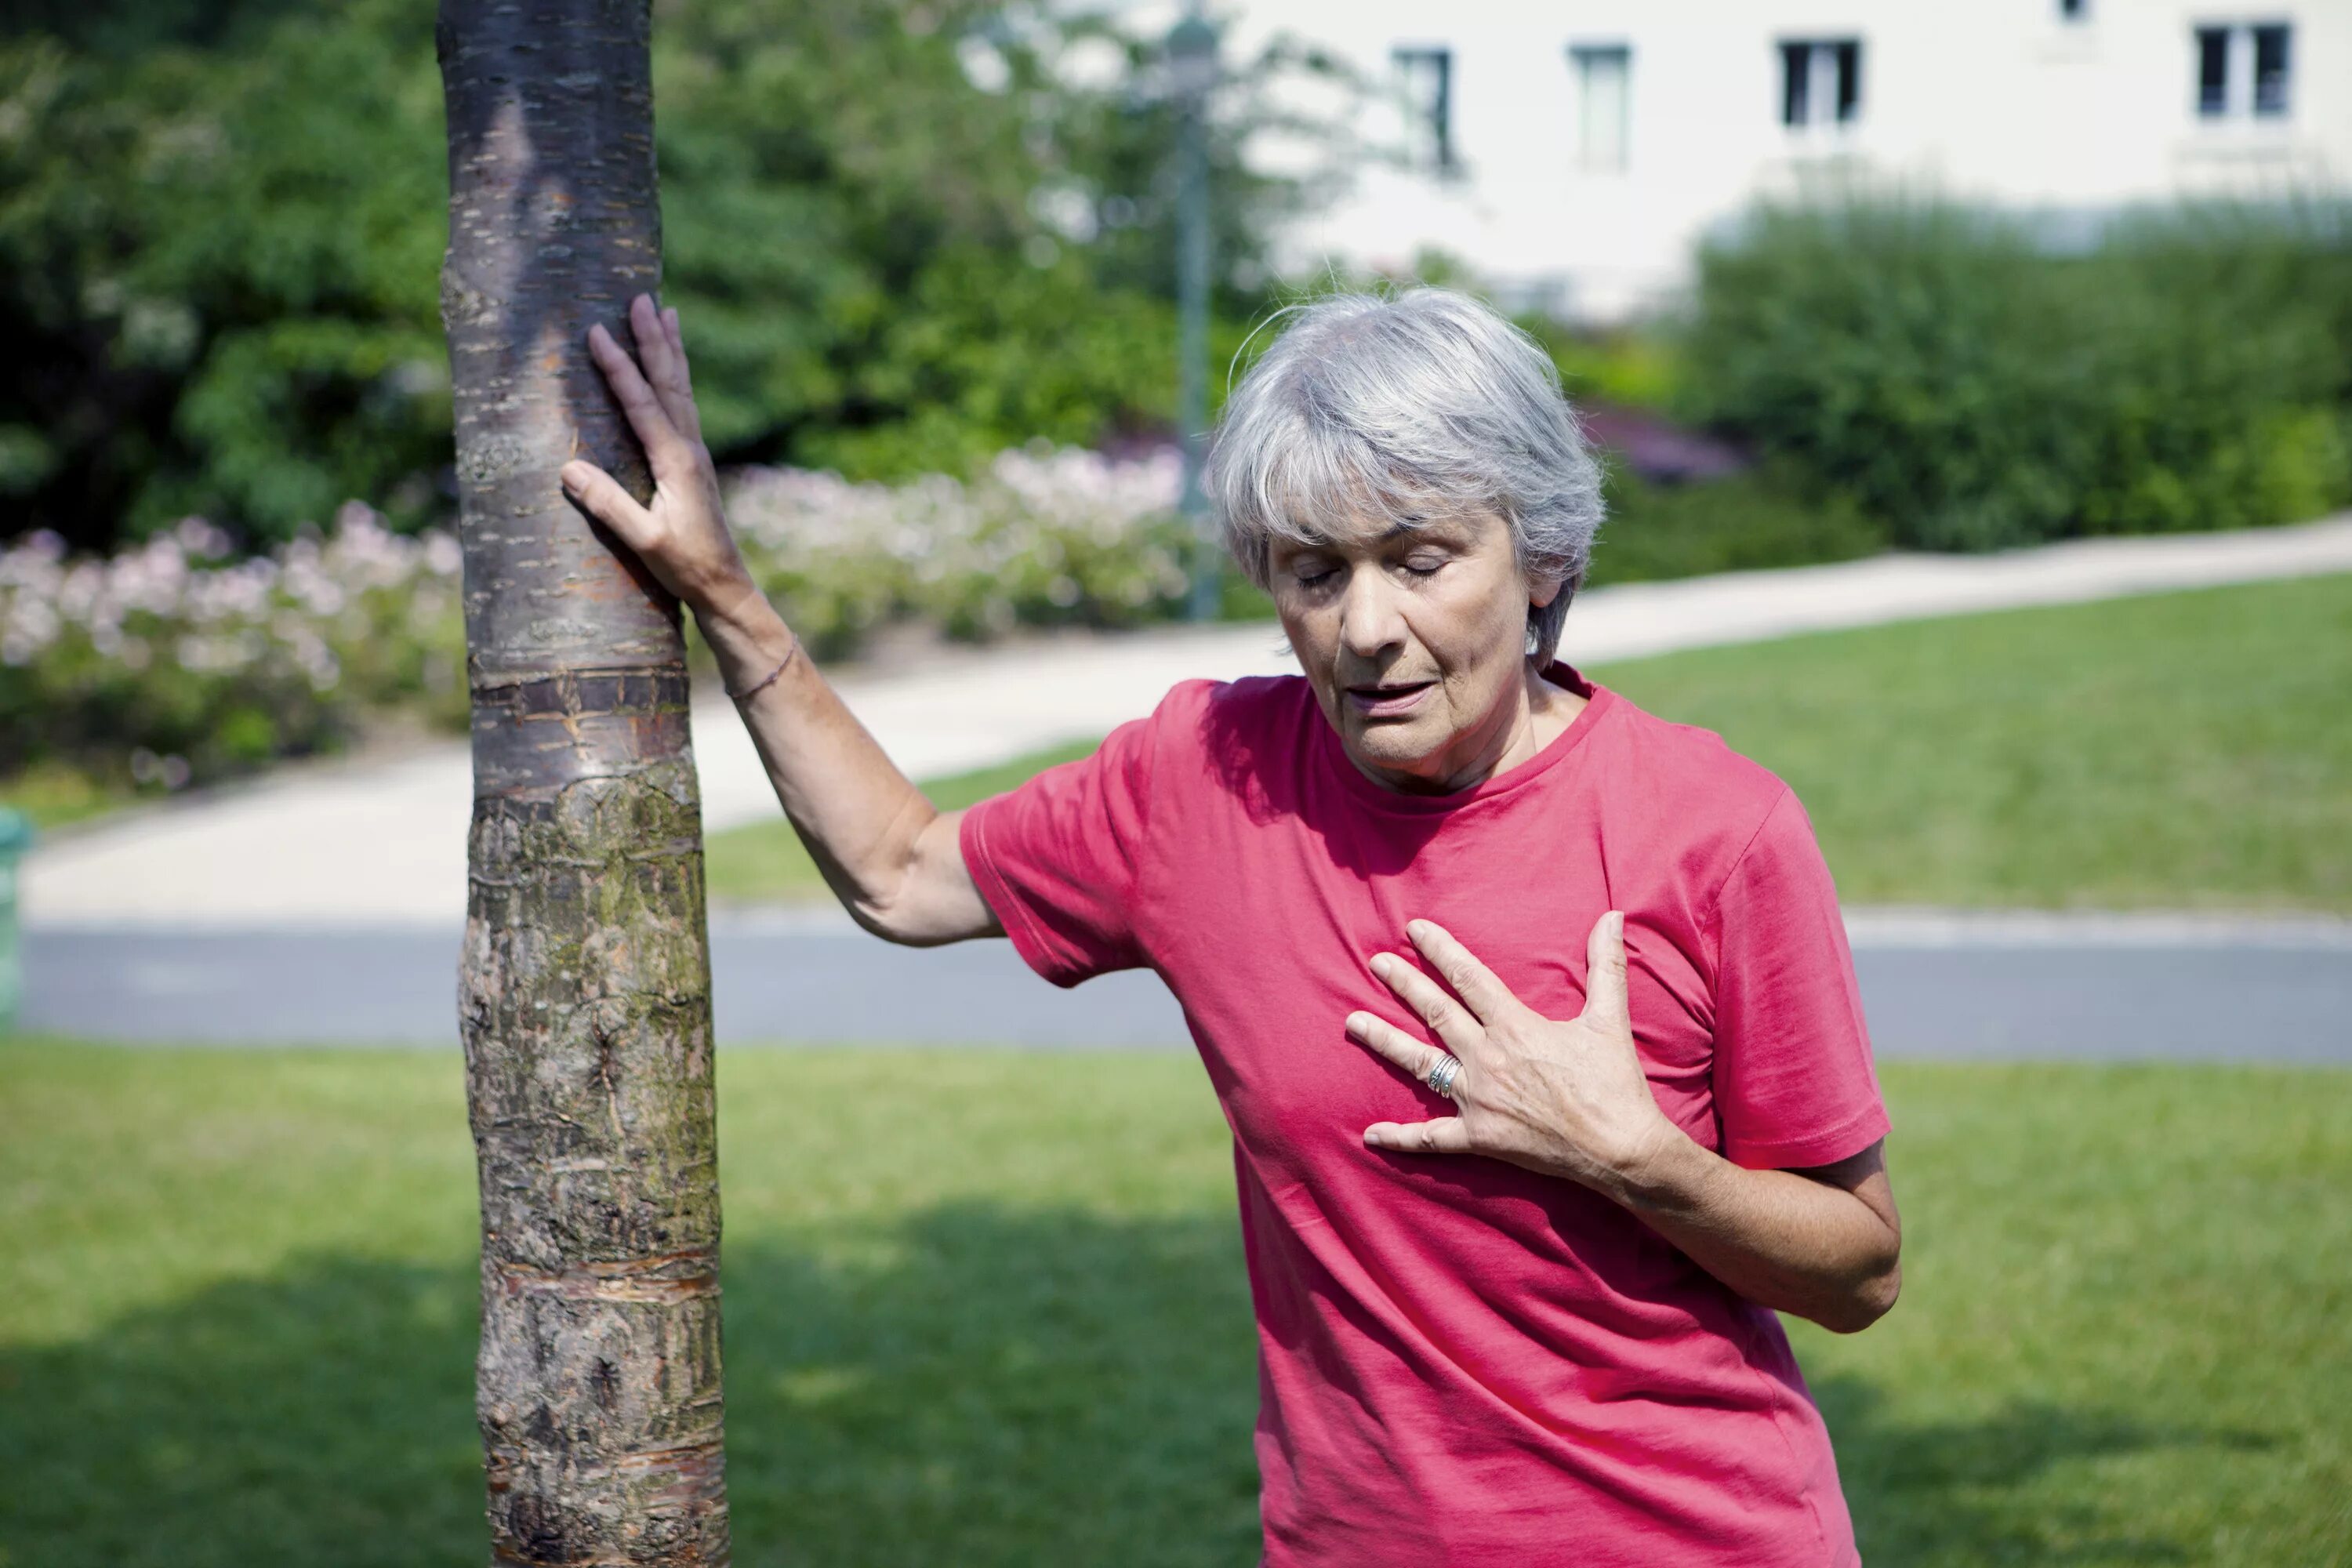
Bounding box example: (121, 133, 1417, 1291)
(1338, 564, 1408, 662)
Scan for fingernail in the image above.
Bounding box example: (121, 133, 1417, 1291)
(1364, 1129, 1386, 1149)
(558, 462, 584, 490)
(1368, 954, 1392, 976)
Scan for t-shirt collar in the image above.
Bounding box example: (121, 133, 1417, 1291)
(1310, 660, 1619, 813)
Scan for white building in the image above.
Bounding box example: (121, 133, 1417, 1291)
(1114, 0, 2352, 321)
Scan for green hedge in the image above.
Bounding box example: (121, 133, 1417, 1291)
(1683, 198, 2352, 550)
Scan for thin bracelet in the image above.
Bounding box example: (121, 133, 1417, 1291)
(726, 633, 800, 704)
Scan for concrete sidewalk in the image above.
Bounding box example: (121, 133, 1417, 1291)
(24, 512, 2352, 930)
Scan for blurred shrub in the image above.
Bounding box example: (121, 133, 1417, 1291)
(0, 509, 467, 791)
(726, 445, 1195, 656)
(0, 0, 1344, 550)
(1684, 197, 2352, 549)
(1587, 466, 1889, 588)
(0, 448, 1198, 792)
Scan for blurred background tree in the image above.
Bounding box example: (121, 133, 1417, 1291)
(0, 0, 1349, 552)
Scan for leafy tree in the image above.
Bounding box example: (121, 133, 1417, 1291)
(2, 0, 1347, 550)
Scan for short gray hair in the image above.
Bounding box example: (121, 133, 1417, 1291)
(1203, 287, 1606, 668)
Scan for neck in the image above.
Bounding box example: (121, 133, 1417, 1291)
(1365, 663, 1585, 796)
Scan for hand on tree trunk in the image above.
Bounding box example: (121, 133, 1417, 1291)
(562, 293, 757, 620)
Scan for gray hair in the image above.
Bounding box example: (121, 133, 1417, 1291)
(1203, 287, 1606, 668)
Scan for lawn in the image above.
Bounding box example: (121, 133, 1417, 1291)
(2, 1040, 2347, 1567)
(706, 574, 2352, 911)
(705, 739, 1099, 906)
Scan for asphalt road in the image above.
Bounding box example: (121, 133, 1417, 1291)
(20, 914, 2351, 1064)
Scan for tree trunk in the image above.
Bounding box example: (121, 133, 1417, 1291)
(437, 2, 729, 1563)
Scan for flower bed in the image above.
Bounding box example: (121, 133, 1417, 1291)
(0, 508, 468, 796)
(1, 446, 1197, 799)
(725, 444, 1194, 654)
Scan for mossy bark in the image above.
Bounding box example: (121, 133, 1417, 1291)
(438, 3, 728, 1562)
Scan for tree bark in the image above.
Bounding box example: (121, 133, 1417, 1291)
(437, 2, 728, 1563)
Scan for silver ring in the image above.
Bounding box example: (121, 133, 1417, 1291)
(1425, 1053, 1462, 1098)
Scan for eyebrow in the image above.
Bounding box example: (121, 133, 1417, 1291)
(1288, 516, 1457, 552)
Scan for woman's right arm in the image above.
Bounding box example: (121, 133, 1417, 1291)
(558, 293, 1000, 948)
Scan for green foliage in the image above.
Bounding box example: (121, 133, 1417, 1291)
(1, 0, 1341, 549)
(1684, 197, 2352, 549)
(1586, 466, 1888, 588)
(1519, 318, 1686, 413)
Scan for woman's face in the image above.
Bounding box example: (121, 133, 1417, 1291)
(1269, 506, 1562, 794)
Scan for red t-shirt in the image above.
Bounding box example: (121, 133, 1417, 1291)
(960, 666, 1887, 1566)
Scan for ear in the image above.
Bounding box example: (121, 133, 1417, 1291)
(1528, 572, 1567, 611)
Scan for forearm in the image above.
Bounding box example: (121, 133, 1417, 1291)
(695, 582, 996, 944)
(1604, 1135, 1901, 1333)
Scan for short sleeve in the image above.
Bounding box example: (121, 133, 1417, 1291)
(1707, 789, 1890, 1170)
(959, 708, 1162, 989)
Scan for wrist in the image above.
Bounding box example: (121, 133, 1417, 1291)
(694, 572, 782, 644)
(1598, 1116, 1706, 1213)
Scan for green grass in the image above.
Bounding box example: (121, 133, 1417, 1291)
(709, 575, 2352, 911)
(0, 1041, 2346, 1566)
(705, 738, 1099, 905)
(1595, 572, 2352, 911)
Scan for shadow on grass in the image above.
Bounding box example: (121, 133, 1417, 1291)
(0, 1205, 1261, 1568)
(1817, 1375, 2273, 1566)
(0, 1207, 2268, 1568)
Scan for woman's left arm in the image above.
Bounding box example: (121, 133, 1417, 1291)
(1347, 913, 1902, 1334)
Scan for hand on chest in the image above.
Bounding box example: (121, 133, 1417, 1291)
(1174, 887, 1719, 1149)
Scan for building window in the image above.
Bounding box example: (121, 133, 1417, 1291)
(1570, 44, 1631, 172)
(2196, 22, 2292, 118)
(2196, 25, 2231, 114)
(1779, 38, 1861, 129)
(1393, 46, 1454, 172)
(2252, 24, 2292, 114)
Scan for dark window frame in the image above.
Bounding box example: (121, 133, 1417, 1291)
(1778, 37, 1864, 129)
(2252, 22, 2291, 116)
(2194, 21, 2294, 120)
(2196, 24, 2232, 116)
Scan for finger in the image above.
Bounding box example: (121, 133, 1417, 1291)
(586, 321, 690, 477)
(628, 294, 699, 443)
(1581, 909, 1632, 1032)
(1367, 953, 1479, 1052)
(1345, 1007, 1454, 1084)
(559, 459, 658, 551)
(1364, 1117, 1473, 1155)
(1405, 920, 1522, 1025)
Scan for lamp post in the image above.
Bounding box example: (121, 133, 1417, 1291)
(1169, 8, 1219, 622)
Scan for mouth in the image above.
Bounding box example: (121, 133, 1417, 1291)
(1342, 680, 1435, 718)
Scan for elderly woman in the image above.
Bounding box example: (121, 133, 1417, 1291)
(564, 287, 1900, 1566)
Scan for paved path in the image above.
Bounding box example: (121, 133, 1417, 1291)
(23, 514, 2352, 931)
(22, 910, 2351, 1064)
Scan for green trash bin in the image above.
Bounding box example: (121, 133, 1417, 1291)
(0, 808, 30, 1033)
